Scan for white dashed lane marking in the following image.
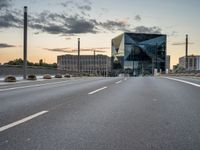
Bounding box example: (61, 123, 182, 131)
(88, 87, 108, 95)
(164, 77, 200, 88)
(0, 111, 48, 132)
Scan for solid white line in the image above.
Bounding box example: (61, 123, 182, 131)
(164, 77, 200, 88)
(0, 111, 48, 132)
(115, 80, 122, 84)
(0, 80, 74, 92)
(88, 86, 107, 95)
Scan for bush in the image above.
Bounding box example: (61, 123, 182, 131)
(55, 73, 62, 78)
(43, 74, 52, 79)
(4, 75, 16, 82)
(64, 73, 71, 78)
(82, 72, 90, 76)
(27, 74, 37, 80)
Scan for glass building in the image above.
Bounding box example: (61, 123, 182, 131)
(111, 33, 167, 76)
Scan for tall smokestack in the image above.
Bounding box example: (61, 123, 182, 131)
(185, 34, 188, 69)
(23, 6, 28, 79)
(78, 38, 80, 74)
(94, 50, 96, 75)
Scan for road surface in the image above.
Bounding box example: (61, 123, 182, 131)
(0, 77, 200, 150)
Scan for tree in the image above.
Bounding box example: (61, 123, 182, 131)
(4, 58, 57, 68)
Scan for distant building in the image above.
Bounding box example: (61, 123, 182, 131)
(179, 55, 200, 70)
(111, 32, 167, 76)
(57, 54, 111, 75)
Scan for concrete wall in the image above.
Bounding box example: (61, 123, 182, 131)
(0, 65, 68, 77)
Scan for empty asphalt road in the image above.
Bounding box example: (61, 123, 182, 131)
(0, 77, 200, 150)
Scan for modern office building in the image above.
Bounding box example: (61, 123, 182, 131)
(57, 54, 111, 75)
(111, 33, 167, 76)
(179, 55, 200, 70)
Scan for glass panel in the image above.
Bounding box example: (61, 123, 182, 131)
(112, 33, 166, 76)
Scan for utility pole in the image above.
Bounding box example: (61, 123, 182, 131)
(77, 38, 80, 75)
(185, 34, 188, 69)
(23, 6, 28, 79)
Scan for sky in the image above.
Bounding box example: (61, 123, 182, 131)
(0, 0, 200, 68)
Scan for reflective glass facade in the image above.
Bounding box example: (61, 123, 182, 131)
(112, 33, 167, 76)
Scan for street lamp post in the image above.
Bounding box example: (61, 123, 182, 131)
(23, 6, 28, 79)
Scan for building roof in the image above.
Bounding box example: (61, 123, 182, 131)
(179, 55, 200, 59)
(112, 32, 166, 40)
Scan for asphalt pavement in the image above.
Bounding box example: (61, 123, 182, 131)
(0, 77, 200, 150)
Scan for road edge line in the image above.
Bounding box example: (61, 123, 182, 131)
(163, 77, 200, 88)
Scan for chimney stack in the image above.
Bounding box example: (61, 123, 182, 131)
(23, 6, 28, 79)
(185, 34, 188, 69)
(78, 38, 80, 74)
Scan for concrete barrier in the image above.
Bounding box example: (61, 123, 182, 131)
(0, 65, 68, 77)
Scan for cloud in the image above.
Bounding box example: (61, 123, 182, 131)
(0, 0, 12, 9)
(134, 15, 141, 21)
(1, 1, 163, 36)
(34, 32, 40, 35)
(0, 8, 98, 35)
(78, 47, 110, 52)
(60, 1, 74, 7)
(29, 13, 98, 35)
(43, 47, 76, 53)
(0, 0, 132, 35)
(78, 5, 92, 11)
(167, 30, 178, 37)
(29, 11, 131, 35)
(61, 0, 92, 12)
(0, 7, 162, 36)
(0, 9, 23, 28)
(44, 47, 110, 53)
(61, 0, 92, 18)
(0, 43, 16, 48)
(171, 42, 194, 46)
(65, 37, 71, 40)
(99, 20, 131, 32)
(65, 17, 97, 34)
(101, 8, 109, 13)
(133, 26, 162, 34)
